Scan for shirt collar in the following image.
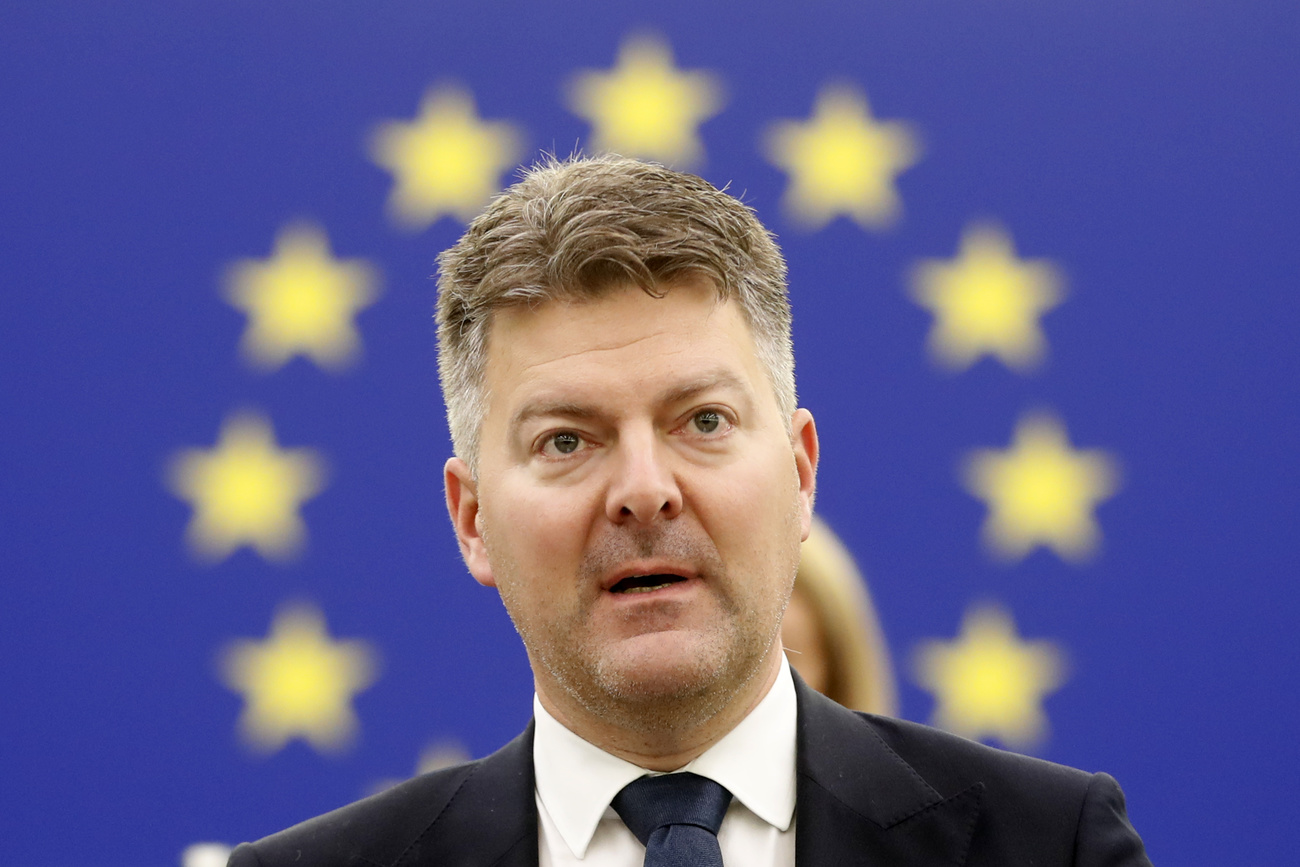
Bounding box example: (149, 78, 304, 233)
(533, 656, 798, 859)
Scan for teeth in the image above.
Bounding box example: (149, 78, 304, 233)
(620, 582, 674, 593)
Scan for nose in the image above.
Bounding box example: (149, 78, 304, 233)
(605, 429, 683, 525)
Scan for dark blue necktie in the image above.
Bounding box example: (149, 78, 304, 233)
(611, 772, 733, 867)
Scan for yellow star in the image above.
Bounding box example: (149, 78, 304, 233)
(764, 84, 920, 230)
(370, 85, 524, 228)
(963, 413, 1121, 562)
(167, 411, 326, 563)
(225, 223, 379, 372)
(910, 223, 1064, 372)
(220, 603, 378, 754)
(566, 34, 723, 167)
(913, 604, 1066, 748)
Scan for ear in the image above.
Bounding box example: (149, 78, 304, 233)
(444, 457, 497, 588)
(791, 409, 819, 542)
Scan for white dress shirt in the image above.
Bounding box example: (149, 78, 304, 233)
(533, 656, 798, 867)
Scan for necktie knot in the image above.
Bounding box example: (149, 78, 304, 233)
(612, 772, 732, 866)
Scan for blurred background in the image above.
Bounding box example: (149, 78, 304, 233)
(3, 2, 1298, 864)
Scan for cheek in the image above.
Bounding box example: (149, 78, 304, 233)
(482, 475, 598, 572)
(697, 446, 800, 535)
(690, 457, 802, 617)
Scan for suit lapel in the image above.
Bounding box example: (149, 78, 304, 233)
(393, 723, 539, 867)
(793, 676, 982, 867)
(388, 680, 983, 867)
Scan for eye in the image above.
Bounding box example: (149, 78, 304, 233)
(687, 409, 731, 436)
(540, 431, 585, 457)
(693, 410, 721, 434)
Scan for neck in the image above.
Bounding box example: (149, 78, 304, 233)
(536, 649, 784, 772)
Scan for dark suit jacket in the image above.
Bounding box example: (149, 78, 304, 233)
(228, 677, 1151, 866)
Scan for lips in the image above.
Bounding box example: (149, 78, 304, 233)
(609, 573, 689, 594)
(601, 563, 698, 594)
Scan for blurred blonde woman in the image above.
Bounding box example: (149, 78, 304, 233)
(781, 515, 898, 716)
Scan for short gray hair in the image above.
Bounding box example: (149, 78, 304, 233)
(436, 154, 794, 471)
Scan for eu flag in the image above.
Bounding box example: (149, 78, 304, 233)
(3, 3, 1297, 863)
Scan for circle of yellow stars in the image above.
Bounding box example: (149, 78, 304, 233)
(158, 30, 1133, 761)
(220, 604, 379, 754)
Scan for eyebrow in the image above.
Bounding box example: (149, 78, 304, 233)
(509, 400, 602, 433)
(658, 370, 750, 407)
(507, 369, 751, 434)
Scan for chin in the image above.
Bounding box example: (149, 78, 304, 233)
(534, 619, 777, 733)
(592, 630, 745, 703)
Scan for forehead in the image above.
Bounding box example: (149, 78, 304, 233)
(481, 280, 769, 415)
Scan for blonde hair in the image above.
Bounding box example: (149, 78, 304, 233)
(793, 516, 898, 715)
(435, 154, 793, 472)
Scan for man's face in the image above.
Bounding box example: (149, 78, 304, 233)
(445, 277, 817, 731)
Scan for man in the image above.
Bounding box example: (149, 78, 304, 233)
(229, 156, 1151, 866)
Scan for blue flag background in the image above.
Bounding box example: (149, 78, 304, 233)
(3, 2, 1297, 864)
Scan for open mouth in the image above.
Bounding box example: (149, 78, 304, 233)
(609, 573, 689, 594)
